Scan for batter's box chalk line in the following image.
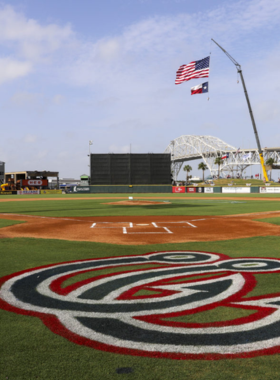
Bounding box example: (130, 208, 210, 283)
(89, 221, 199, 234)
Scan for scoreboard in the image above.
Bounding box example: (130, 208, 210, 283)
(90, 154, 171, 185)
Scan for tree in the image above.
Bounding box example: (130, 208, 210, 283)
(214, 157, 223, 178)
(198, 162, 208, 181)
(183, 165, 192, 182)
(266, 158, 274, 181)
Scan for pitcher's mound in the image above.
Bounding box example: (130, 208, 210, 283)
(104, 200, 170, 206)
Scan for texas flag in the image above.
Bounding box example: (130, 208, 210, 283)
(222, 153, 229, 160)
(191, 82, 209, 95)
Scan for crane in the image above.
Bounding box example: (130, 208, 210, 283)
(211, 38, 269, 182)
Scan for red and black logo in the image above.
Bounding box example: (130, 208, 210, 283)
(1, 250, 280, 360)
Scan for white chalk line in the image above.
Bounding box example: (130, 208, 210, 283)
(90, 222, 133, 229)
(0, 213, 225, 235)
(186, 222, 197, 228)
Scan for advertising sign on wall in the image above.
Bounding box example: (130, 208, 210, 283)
(260, 187, 280, 194)
(172, 186, 186, 193)
(74, 186, 90, 193)
(222, 187, 250, 194)
(197, 187, 204, 193)
(17, 190, 40, 195)
(186, 187, 196, 193)
(40, 190, 62, 195)
(22, 179, 48, 187)
(204, 187, 213, 193)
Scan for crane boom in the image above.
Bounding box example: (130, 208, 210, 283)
(211, 38, 269, 182)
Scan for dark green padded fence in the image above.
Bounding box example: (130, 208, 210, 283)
(74, 186, 272, 194)
(213, 187, 222, 193)
(250, 187, 259, 193)
(75, 185, 173, 193)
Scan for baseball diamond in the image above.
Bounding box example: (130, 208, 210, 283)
(1, 193, 280, 380)
(1, 211, 280, 244)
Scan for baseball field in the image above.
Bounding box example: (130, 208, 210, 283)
(1, 192, 280, 379)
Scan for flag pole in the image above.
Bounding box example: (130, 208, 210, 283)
(211, 38, 269, 182)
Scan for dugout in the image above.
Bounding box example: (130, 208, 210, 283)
(90, 153, 171, 185)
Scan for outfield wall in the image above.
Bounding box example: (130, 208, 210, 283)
(75, 185, 172, 193)
(1, 186, 280, 195)
(0, 190, 62, 195)
(72, 186, 280, 194)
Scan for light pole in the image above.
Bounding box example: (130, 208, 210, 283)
(88, 140, 93, 176)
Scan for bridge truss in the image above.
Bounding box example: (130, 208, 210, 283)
(164, 135, 280, 180)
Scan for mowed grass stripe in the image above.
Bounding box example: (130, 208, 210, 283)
(1, 192, 280, 199)
(0, 197, 280, 216)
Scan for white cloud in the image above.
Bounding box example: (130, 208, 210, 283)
(97, 38, 121, 60)
(23, 134, 37, 143)
(65, 0, 280, 92)
(0, 5, 73, 85)
(62, 0, 280, 153)
(2, 0, 280, 177)
(0, 58, 32, 84)
(0, 5, 73, 60)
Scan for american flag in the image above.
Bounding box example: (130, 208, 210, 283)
(175, 56, 210, 85)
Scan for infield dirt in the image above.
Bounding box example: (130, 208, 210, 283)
(1, 211, 280, 245)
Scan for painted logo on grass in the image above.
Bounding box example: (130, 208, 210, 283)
(2, 251, 280, 360)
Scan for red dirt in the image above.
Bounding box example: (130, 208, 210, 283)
(1, 211, 280, 245)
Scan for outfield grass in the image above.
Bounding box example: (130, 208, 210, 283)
(1, 191, 280, 199)
(0, 197, 280, 217)
(1, 236, 280, 380)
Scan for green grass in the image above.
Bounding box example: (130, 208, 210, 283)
(0, 219, 25, 228)
(165, 306, 255, 324)
(2, 236, 280, 380)
(1, 193, 280, 379)
(0, 197, 280, 217)
(1, 191, 280, 199)
(255, 217, 280, 226)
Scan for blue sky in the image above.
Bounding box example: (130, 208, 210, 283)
(1, 0, 280, 179)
